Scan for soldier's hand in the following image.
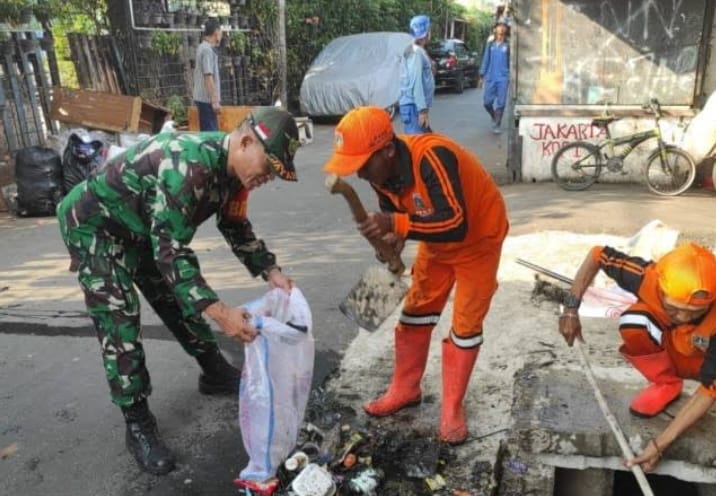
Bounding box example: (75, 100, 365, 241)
(205, 302, 257, 343)
(267, 268, 292, 291)
(558, 310, 584, 347)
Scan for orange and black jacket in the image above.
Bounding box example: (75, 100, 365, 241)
(593, 245, 716, 396)
(372, 133, 508, 257)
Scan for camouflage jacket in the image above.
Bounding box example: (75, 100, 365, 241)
(63, 131, 277, 318)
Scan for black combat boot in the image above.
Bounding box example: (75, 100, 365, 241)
(197, 347, 240, 395)
(122, 400, 176, 475)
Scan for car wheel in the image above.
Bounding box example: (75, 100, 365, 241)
(455, 71, 464, 94)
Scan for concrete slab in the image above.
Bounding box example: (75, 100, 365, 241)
(508, 331, 716, 487)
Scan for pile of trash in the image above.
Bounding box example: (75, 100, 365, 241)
(235, 414, 460, 496)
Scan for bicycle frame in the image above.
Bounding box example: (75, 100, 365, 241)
(597, 124, 662, 162)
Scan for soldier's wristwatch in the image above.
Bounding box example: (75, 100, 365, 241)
(563, 293, 581, 309)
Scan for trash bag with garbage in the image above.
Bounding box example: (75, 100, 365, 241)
(237, 287, 315, 485)
(14, 146, 64, 217)
(62, 131, 106, 193)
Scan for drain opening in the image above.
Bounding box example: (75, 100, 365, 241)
(554, 467, 697, 496)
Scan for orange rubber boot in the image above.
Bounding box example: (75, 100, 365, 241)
(621, 348, 683, 418)
(439, 339, 480, 444)
(363, 326, 432, 417)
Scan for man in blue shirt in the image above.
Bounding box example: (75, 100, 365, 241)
(479, 23, 510, 134)
(399, 15, 435, 134)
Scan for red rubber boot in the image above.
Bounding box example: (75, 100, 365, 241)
(439, 338, 480, 444)
(622, 348, 683, 417)
(363, 326, 432, 417)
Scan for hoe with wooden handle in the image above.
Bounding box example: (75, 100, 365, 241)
(326, 174, 408, 331)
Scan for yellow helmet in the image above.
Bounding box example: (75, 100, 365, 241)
(656, 243, 716, 306)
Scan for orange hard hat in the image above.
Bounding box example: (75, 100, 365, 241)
(323, 106, 395, 176)
(656, 243, 716, 306)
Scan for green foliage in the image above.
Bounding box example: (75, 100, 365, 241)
(166, 95, 187, 126)
(228, 30, 246, 55)
(0, 0, 31, 26)
(39, 0, 108, 34)
(151, 31, 181, 56)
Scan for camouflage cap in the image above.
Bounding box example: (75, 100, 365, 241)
(248, 107, 300, 182)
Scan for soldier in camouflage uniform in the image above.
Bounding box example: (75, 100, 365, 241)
(56, 107, 301, 475)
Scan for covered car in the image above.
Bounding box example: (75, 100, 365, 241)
(300, 31, 414, 117)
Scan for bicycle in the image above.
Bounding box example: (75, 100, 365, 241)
(551, 98, 697, 196)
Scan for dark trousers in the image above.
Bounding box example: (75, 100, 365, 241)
(195, 101, 218, 131)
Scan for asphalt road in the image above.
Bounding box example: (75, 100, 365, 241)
(1, 86, 714, 496)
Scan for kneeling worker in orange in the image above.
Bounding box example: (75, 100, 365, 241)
(559, 242, 716, 472)
(323, 106, 509, 443)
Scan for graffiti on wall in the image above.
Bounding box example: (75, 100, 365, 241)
(527, 121, 607, 158)
(517, 0, 705, 105)
(519, 116, 686, 181)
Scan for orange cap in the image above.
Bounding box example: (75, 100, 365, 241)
(656, 243, 716, 306)
(323, 106, 395, 176)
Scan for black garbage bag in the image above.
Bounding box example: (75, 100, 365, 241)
(62, 132, 105, 193)
(15, 146, 64, 217)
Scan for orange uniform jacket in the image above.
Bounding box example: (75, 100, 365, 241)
(372, 133, 508, 258)
(593, 245, 716, 398)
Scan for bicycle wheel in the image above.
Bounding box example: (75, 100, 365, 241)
(644, 146, 696, 196)
(551, 141, 602, 191)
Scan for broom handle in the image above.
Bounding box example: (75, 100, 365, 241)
(517, 258, 655, 495)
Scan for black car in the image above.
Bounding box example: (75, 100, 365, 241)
(427, 38, 480, 93)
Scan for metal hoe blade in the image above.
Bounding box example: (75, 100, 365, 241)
(339, 265, 408, 331)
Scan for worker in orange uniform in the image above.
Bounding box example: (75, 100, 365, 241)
(559, 242, 716, 472)
(323, 106, 509, 444)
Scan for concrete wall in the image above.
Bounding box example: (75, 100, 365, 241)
(519, 115, 687, 182)
(514, 0, 706, 105)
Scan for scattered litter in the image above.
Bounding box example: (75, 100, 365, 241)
(0, 443, 18, 460)
(505, 458, 528, 475)
(183, 478, 192, 485)
(424, 473, 446, 491)
(343, 466, 383, 495)
(291, 463, 336, 496)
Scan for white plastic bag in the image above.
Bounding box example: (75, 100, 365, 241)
(238, 287, 314, 482)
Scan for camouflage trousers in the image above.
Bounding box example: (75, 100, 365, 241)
(57, 196, 217, 408)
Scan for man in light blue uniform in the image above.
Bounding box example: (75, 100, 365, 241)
(479, 22, 510, 134)
(399, 15, 435, 134)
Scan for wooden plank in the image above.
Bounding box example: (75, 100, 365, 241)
(50, 86, 141, 133)
(28, 32, 57, 134)
(187, 105, 254, 131)
(108, 36, 128, 94)
(67, 34, 90, 89)
(4, 45, 30, 148)
(138, 100, 171, 134)
(80, 35, 100, 90)
(16, 34, 44, 145)
(88, 36, 106, 91)
(101, 37, 119, 94)
(0, 71, 19, 151)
